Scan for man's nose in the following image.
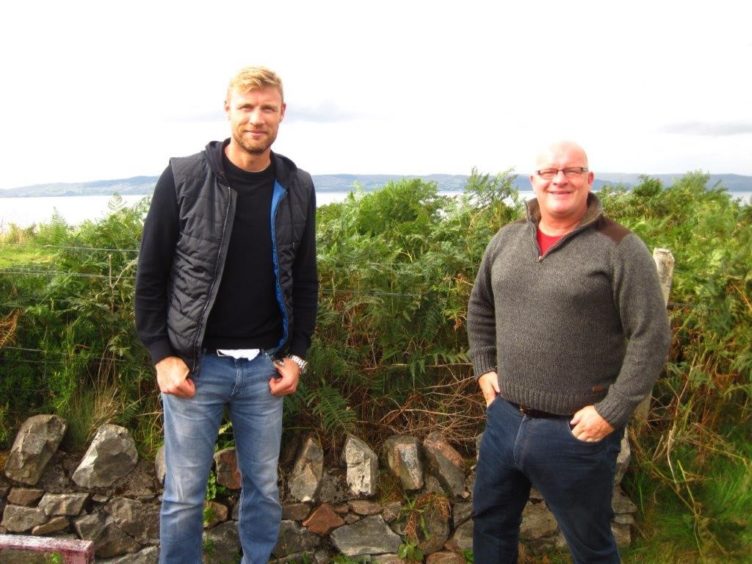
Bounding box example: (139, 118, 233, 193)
(552, 169, 568, 183)
(248, 109, 262, 124)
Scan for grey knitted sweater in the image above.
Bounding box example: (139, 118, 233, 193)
(467, 194, 671, 427)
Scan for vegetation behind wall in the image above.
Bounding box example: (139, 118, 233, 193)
(0, 174, 750, 560)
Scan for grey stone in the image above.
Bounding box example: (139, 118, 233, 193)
(445, 518, 473, 552)
(202, 521, 241, 564)
(422, 432, 466, 498)
(99, 545, 159, 563)
(36, 452, 74, 493)
(4, 414, 67, 485)
(105, 497, 160, 545)
(154, 446, 166, 485)
(520, 501, 559, 540)
(423, 473, 446, 495)
(453, 501, 472, 527)
(317, 468, 349, 504)
(31, 515, 70, 535)
(330, 515, 402, 556)
(341, 434, 379, 497)
(72, 424, 138, 489)
(288, 435, 324, 502)
(612, 487, 638, 514)
(615, 433, 631, 485)
(117, 460, 159, 499)
(75, 510, 108, 540)
(75, 509, 141, 557)
(614, 512, 636, 525)
(1, 504, 49, 532)
(465, 468, 476, 497)
(272, 519, 320, 557)
(314, 550, 333, 564)
(612, 522, 632, 547)
(383, 435, 424, 491)
(38, 492, 89, 516)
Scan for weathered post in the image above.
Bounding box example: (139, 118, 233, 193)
(0, 535, 94, 563)
(632, 248, 674, 423)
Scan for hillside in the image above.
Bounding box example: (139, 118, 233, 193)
(1, 173, 750, 197)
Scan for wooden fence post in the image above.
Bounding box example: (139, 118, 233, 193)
(633, 248, 674, 424)
(0, 535, 95, 563)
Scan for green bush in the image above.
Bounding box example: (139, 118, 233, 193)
(0, 174, 750, 559)
(0, 196, 157, 453)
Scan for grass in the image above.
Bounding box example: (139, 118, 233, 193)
(0, 240, 55, 269)
(622, 438, 752, 563)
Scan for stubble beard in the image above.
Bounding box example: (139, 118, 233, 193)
(234, 130, 277, 156)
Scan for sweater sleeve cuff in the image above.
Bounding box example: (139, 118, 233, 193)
(594, 396, 633, 429)
(471, 350, 497, 380)
(147, 339, 175, 366)
(288, 335, 311, 359)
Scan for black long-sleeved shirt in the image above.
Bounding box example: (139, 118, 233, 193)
(136, 152, 307, 362)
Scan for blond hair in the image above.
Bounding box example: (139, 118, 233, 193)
(226, 66, 284, 103)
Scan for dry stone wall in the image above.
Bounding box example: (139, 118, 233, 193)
(1, 415, 637, 562)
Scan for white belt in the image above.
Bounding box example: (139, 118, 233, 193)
(216, 349, 261, 361)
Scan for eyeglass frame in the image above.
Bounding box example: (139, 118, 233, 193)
(535, 167, 589, 179)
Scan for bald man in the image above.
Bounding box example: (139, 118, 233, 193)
(467, 141, 670, 563)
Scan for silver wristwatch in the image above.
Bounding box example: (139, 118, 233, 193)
(287, 354, 308, 374)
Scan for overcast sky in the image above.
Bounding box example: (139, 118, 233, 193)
(1, 0, 751, 190)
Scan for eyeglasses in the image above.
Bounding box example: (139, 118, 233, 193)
(535, 167, 589, 179)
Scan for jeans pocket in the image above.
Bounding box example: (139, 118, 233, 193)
(485, 395, 498, 411)
(566, 420, 606, 446)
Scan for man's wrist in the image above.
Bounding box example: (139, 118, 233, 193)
(287, 354, 308, 374)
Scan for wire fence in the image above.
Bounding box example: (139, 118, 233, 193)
(0, 239, 721, 375)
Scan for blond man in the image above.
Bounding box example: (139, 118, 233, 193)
(136, 66, 317, 563)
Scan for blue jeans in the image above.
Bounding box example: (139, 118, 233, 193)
(159, 352, 283, 564)
(473, 397, 623, 564)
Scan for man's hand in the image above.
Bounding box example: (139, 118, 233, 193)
(269, 357, 301, 396)
(569, 405, 614, 442)
(155, 356, 195, 398)
(478, 371, 500, 407)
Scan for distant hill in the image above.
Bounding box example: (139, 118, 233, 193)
(1, 173, 750, 197)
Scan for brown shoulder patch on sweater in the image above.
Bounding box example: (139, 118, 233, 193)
(595, 217, 631, 244)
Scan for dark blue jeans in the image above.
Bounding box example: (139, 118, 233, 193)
(473, 397, 623, 564)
